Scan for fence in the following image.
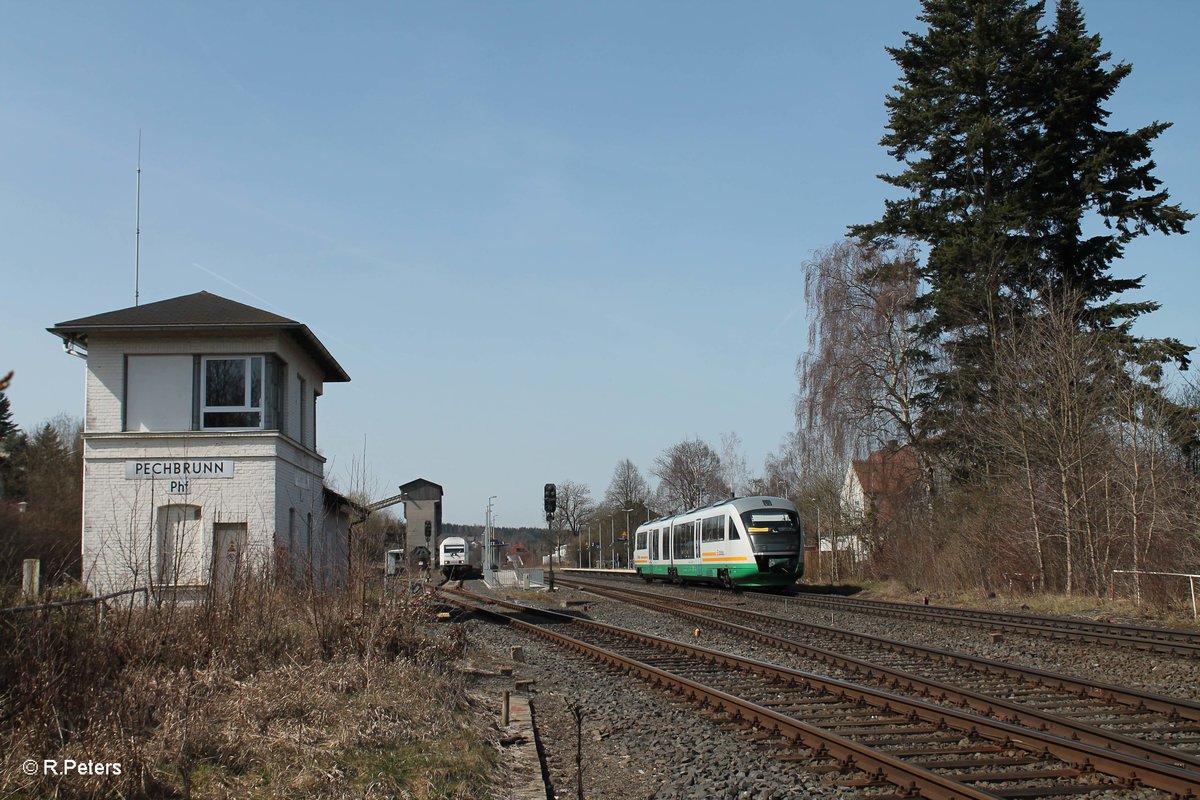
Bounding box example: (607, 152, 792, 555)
(1109, 569, 1199, 619)
(0, 587, 150, 619)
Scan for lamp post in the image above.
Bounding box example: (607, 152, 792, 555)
(623, 507, 633, 568)
(609, 516, 615, 569)
(486, 496, 497, 581)
(811, 497, 829, 585)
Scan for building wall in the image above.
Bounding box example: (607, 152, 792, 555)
(78, 331, 337, 593)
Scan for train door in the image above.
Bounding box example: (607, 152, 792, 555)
(667, 524, 675, 576)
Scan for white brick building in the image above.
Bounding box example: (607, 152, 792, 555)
(48, 291, 352, 596)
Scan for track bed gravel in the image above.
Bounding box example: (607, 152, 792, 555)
(460, 580, 1197, 799)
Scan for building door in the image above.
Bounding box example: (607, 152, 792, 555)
(212, 522, 247, 593)
(157, 504, 201, 585)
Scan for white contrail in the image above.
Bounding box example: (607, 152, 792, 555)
(191, 262, 291, 317)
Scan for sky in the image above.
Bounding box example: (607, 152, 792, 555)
(3, 1, 1198, 528)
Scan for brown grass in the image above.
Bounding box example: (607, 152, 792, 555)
(0, 578, 496, 799)
(856, 578, 1200, 631)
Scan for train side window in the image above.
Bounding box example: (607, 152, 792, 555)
(701, 515, 723, 543)
(727, 515, 740, 540)
(673, 521, 696, 559)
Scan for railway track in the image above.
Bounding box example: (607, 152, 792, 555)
(443, 585, 1200, 799)
(559, 570, 1200, 656)
(769, 591, 1200, 657)
(557, 577, 1200, 767)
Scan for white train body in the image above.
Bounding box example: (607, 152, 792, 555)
(438, 536, 482, 579)
(633, 496, 803, 589)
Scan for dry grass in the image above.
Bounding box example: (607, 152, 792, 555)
(856, 578, 1200, 631)
(0, 579, 496, 799)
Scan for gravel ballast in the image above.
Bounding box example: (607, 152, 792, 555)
(456, 580, 1199, 799)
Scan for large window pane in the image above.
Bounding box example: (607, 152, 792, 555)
(250, 358, 262, 409)
(206, 359, 246, 407)
(203, 411, 261, 428)
(202, 356, 265, 430)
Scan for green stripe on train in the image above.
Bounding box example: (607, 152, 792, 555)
(637, 563, 798, 587)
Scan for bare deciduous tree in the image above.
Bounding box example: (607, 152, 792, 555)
(719, 432, 749, 497)
(651, 438, 729, 514)
(603, 460, 650, 511)
(552, 480, 595, 544)
(797, 239, 933, 493)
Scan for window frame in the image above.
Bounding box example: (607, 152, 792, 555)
(200, 355, 266, 431)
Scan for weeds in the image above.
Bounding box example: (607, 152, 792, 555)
(0, 576, 492, 799)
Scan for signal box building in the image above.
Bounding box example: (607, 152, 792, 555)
(48, 291, 352, 595)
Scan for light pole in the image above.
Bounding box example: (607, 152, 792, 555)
(623, 507, 633, 568)
(811, 497, 829, 585)
(486, 496, 497, 580)
(587, 523, 593, 568)
(609, 516, 615, 569)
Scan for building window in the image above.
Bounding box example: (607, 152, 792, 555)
(298, 375, 307, 445)
(202, 356, 264, 429)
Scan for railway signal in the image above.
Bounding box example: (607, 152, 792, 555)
(544, 483, 557, 590)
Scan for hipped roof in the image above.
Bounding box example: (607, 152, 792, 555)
(48, 291, 350, 383)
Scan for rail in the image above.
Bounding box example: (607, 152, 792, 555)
(558, 576, 1200, 769)
(444, 585, 1200, 798)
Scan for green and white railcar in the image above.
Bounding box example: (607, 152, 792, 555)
(633, 496, 803, 589)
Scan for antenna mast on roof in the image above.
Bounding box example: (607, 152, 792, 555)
(135, 130, 142, 306)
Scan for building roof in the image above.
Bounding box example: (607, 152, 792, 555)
(400, 479, 444, 496)
(323, 486, 365, 515)
(48, 291, 350, 382)
(849, 444, 922, 526)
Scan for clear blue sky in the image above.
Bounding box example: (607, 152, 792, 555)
(4, 1, 1197, 527)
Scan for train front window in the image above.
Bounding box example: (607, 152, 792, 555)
(741, 509, 801, 554)
(742, 510, 799, 535)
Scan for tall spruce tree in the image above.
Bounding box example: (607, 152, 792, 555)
(0, 391, 15, 440)
(853, 0, 1192, 454)
(1033, 0, 1192, 369)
